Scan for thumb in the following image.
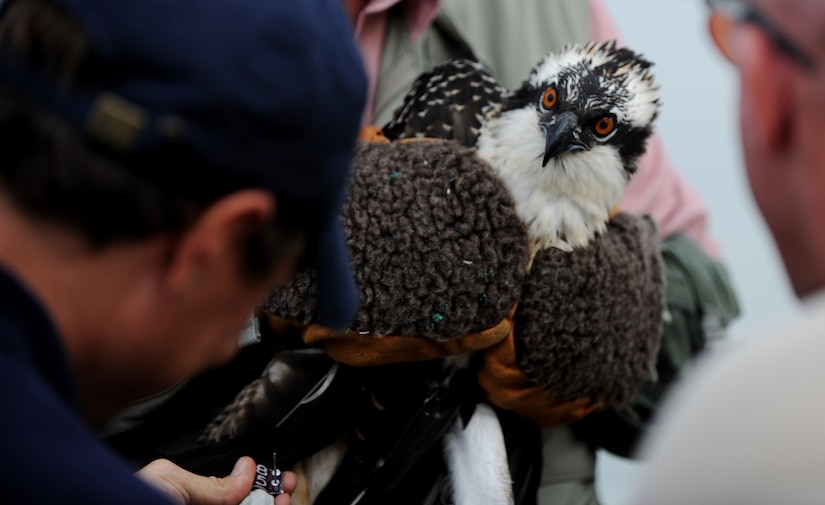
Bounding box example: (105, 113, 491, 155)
(187, 457, 256, 505)
(139, 457, 256, 505)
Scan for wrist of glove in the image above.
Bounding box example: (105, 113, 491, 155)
(266, 305, 604, 428)
(263, 311, 512, 367)
(477, 311, 606, 429)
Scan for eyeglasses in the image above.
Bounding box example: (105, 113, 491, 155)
(706, 0, 816, 71)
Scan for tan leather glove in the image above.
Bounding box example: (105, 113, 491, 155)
(270, 127, 606, 426)
(263, 311, 513, 367)
(266, 308, 603, 428)
(478, 205, 623, 427)
(358, 125, 390, 143)
(477, 317, 606, 429)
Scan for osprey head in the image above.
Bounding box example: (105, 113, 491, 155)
(505, 41, 660, 175)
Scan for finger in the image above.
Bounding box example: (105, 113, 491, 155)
(138, 457, 257, 505)
(186, 456, 256, 505)
(281, 471, 297, 495)
(271, 471, 296, 505)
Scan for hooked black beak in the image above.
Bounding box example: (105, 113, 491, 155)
(540, 111, 586, 167)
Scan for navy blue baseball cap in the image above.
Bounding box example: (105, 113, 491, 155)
(0, 0, 367, 330)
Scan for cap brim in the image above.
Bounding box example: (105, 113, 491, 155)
(313, 217, 358, 331)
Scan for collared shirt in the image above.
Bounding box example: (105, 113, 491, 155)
(0, 265, 174, 504)
(352, 0, 439, 123)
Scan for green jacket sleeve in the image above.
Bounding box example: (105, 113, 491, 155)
(572, 233, 741, 457)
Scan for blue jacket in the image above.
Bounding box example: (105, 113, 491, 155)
(0, 266, 174, 505)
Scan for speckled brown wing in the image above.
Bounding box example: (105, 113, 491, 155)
(200, 349, 336, 443)
(382, 59, 507, 147)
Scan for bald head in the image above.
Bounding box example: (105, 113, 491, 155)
(719, 0, 825, 297)
(755, 0, 825, 58)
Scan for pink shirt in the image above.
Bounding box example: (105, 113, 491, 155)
(354, 0, 720, 258)
(352, 0, 439, 124)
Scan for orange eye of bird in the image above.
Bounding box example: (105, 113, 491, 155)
(594, 117, 615, 136)
(542, 87, 557, 108)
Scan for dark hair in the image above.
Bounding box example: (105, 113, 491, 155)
(0, 0, 305, 278)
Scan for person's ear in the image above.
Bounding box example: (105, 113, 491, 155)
(162, 190, 276, 296)
(734, 24, 795, 154)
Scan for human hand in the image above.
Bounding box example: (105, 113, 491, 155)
(138, 456, 297, 505)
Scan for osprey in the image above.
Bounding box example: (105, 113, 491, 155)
(383, 40, 660, 260)
(378, 40, 662, 505)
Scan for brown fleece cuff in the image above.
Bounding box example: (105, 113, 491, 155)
(263, 305, 515, 367)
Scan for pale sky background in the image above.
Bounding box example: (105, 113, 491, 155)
(596, 0, 802, 503)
